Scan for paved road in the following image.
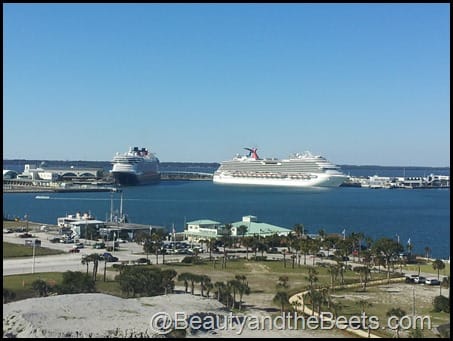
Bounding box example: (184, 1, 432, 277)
(3, 230, 448, 281)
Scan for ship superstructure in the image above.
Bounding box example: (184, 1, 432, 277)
(110, 147, 160, 186)
(213, 148, 347, 187)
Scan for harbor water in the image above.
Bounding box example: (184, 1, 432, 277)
(3, 180, 450, 259)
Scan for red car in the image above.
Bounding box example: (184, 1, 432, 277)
(69, 248, 80, 253)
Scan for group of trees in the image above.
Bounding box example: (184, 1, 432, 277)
(30, 271, 96, 297)
(177, 272, 250, 310)
(115, 266, 177, 297)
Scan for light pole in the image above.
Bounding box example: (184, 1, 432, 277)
(32, 240, 36, 274)
(25, 214, 29, 232)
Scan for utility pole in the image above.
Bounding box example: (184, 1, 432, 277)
(32, 240, 36, 274)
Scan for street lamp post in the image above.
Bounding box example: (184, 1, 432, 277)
(32, 240, 36, 274)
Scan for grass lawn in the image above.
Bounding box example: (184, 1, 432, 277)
(3, 242, 65, 258)
(3, 272, 64, 301)
(402, 262, 450, 277)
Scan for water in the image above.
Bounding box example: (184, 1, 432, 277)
(3, 181, 450, 259)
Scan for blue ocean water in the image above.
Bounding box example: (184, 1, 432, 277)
(3, 181, 450, 259)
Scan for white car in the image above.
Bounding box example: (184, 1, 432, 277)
(413, 276, 426, 284)
(425, 278, 440, 285)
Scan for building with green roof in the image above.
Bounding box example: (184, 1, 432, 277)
(184, 219, 223, 242)
(184, 216, 292, 242)
(230, 216, 292, 238)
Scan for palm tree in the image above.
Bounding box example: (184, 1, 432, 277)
(214, 281, 226, 302)
(318, 228, 326, 241)
(237, 282, 250, 310)
(227, 279, 241, 309)
(310, 239, 321, 266)
(276, 275, 289, 290)
(300, 238, 311, 265)
(293, 223, 304, 239)
(81, 254, 91, 275)
(151, 229, 165, 264)
(273, 291, 290, 314)
(199, 275, 211, 297)
(358, 299, 372, 315)
(306, 267, 318, 288)
(432, 259, 445, 280)
(373, 237, 404, 284)
(327, 264, 339, 292)
(386, 307, 406, 338)
(177, 272, 192, 293)
(161, 269, 177, 295)
(242, 236, 254, 260)
(424, 246, 431, 259)
(237, 224, 248, 244)
(206, 238, 215, 261)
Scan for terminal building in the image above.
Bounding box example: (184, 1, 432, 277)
(184, 215, 292, 242)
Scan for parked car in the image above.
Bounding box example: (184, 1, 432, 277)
(414, 276, 426, 284)
(135, 258, 151, 265)
(49, 237, 61, 243)
(18, 232, 33, 238)
(425, 278, 441, 285)
(405, 274, 419, 283)
(69, 248, 80, 253)
(25, 239, 41, 247)
(93, 242, 105, 249)
(100, 252, 119, 262)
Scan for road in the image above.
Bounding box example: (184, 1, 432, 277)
(3, 230, 448, 281)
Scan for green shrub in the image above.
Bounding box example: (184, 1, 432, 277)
(433, 295, 450, 313)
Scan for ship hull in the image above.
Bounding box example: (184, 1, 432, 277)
(213, 173, 347, 188)
(111, 171, 160, 186)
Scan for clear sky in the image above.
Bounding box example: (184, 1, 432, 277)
(3, 3, 450, 166)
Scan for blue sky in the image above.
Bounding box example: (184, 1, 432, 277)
(3, 4, 450, 166)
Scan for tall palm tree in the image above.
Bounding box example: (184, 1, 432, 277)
(199, 275, 211, 297)
(177, 272, 192, 293)
(81, 254, 91, 275)
(293, 223, 304, 239)
(273, 291, 290, 315)
(237, 282, 250, 310)
(327, 264, 339, 292)
(227, 279, 241, 309)
(300, 238, 311, 265)
(237, 224, 248, 244)
(318, 228, 326, 241)
(242, 236, 254, 260)
(424, 246, 431, 259)
(214, 281, 225, 302)
(432, 259, 445, 280)
(306, 267, 318, 288)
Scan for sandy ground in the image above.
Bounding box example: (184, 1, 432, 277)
(3, 292, 349, 338)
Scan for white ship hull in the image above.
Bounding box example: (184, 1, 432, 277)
(110, 147, 160, 186)
(213, 148, 348, 188)
(213, 172, 347, 187)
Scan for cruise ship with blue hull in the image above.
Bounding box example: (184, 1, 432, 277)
(110, 147, 160, 186)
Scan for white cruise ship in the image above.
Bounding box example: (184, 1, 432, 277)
(213, 148, 348, 188)
(110, 147, 160, 186)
